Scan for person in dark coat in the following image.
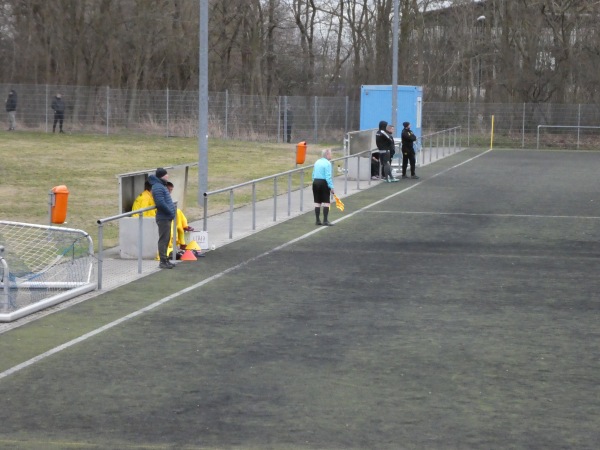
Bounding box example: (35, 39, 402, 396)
(375, 120, 398, 182)
(401, 121, 419, 179)
(149, 167, 177, 269)
(5, 89, 17, 131)
(51, 93, 65, 133)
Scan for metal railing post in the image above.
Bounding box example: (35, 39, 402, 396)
(300, 170, 304, 212)
(287, 173, 292, 217)
(97, 223, 104, 290)
(252, 183, 256, 230)
(138, 214, 144, 274)
(171, 201, 178, 263)
(229, 191, 234, 239)
(203, 195, 208, 231)
(273, 177, 278, 222)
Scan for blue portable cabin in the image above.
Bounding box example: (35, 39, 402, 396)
(360, 85, 423, 138)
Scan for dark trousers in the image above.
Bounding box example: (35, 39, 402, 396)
(53, 112, 64, 131)
(156, 218, 172, 262)
(379, 150, 392, 178)
(402, 150, 416, 176)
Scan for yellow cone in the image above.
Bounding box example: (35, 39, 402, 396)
(186, 240, 201, 251)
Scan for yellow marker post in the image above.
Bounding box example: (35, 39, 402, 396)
(490, 115, 495, 149)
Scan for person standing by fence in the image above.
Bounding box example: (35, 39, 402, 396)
(312, 148, 335, 226)
(149, 167, 176, 269)
(401, 121, 419, 179)
(375, 120, 398, 182)
(51, 93, 65, 133)
(5, 89, 17, 131)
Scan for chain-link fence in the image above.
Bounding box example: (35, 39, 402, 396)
(2, 83, 600, 149)
(426, 102, 600, 150)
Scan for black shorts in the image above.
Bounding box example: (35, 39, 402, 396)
(312, 179, 331, 204)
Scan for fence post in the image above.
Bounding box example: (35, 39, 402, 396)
(345, 96, 349, 135)
(225, 89, 229, 139)
(277, 96, 282, 143)
(45, 84, 49, 133)
(283, 96, 288, 144)
(314, 96, 318, 143)
(577, 104, 581, 150)
(522, 103, 526, 148)
(166, 87, 169, 138)
(106, 86, 110, 136)
(467, 100, 471, 147)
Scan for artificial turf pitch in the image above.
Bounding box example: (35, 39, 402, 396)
(0, 149, 598, 449)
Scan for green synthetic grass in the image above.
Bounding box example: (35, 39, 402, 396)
(0, 132, 331, 248)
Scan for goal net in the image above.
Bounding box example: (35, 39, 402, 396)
(0, 221, 96, 322)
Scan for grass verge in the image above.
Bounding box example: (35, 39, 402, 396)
(0, 132, 334, 248)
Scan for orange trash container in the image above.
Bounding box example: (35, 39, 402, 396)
(51, 185, 69, 224)
(296, 141, 307, 165)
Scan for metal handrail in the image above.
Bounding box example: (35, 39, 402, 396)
(419, 126, 462, 164)
(96, 203, 177, 290)
(202, 149, 375, 238)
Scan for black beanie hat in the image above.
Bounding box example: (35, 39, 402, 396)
(403, 122, 410, 128)
(156, 167, 168, 178)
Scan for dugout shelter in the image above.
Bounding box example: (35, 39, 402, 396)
(117, 162, 197, 259)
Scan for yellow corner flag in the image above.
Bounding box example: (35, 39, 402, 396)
(333, 194, 344, 211)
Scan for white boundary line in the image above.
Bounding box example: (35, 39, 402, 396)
(0, 149, 493, 381)
(372, 211, 600, 220)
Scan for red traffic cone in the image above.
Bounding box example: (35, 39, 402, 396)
(180, 249, 197, 261)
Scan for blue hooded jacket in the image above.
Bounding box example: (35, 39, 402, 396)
(148, 174, 175, 220)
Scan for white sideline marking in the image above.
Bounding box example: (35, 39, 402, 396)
(0, 149, 492, 381)
(373, 211, 600, 220)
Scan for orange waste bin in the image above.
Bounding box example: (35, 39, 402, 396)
(296, 141, 307, 165)
(51, 185, 69, 224)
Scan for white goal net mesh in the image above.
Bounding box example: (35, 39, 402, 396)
(0, 221, 96, 321)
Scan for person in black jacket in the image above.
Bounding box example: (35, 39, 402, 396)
(401, 121, 419, 179)
(5, 89, 17, 131)
(375, 120, 398, 182)
(51, 93, 65, 133)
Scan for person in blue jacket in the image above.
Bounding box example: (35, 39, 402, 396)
(312, 148, 335, 226)
(149, 167, 176, 269)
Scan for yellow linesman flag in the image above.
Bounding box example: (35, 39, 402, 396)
(333, 193, 344, 211)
